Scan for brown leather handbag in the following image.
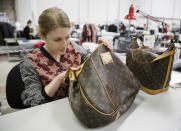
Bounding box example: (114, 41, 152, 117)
(126, 39, 176, 94)
(65, 44, 140, 128)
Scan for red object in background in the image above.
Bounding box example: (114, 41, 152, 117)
(125, 5, 136, 20)
(163, 24, 168, 41)
(33, 41, 44, 48)
(136, 10, 168, 41)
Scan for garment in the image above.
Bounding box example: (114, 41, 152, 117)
(19, 42, 90, 107)
(33, 41, 44, 48)
(81, 24, 95, 43)
(0, 22, 14, 38)
(81, 24, 88, 43)
(23, 25, 33, 39)
(0, 22, 14, 45)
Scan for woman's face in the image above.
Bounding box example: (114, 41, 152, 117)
(42, 27, 70, 55)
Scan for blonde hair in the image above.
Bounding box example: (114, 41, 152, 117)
(38, 7, 70, 37)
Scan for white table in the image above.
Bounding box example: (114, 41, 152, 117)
(4, 38, 17, 44)
(70, 38, 80, 42)
(82, 42, 98, 52)
(0, 71, 181, 131)
(17, 39, 42, 46)
(17, 38, 80, 46)
(4, 38, 41, 46)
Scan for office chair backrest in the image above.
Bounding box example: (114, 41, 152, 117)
(6, 64, 29, 109)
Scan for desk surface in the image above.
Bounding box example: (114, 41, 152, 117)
(0, 71, 181, 131)
(4, 38, 17, 43)
(17, 38, 80, 45)
(17, 39, 42, 45)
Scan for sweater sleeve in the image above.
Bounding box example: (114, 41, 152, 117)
(19, 55, 53, 107)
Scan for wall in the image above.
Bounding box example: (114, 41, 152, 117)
(15, 0, 181, 28)
(0, 0, 16, 25)
(15, 0, 33, 27)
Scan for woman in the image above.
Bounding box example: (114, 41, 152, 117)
(20, 7, 112, 107)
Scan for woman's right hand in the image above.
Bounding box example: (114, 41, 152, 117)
(57, 71, 67, 82)
(45, 71, 67, 97)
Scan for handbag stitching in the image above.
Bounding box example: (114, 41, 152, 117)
(91, 57, 116, 110)
(78, 83, 138, 116)
(79, 83, 113, 115)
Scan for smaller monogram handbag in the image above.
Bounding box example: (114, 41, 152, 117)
(126, 38, 176, 94)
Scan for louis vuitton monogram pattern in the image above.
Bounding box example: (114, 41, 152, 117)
(126, 44, 175, 94)
(69, 45, 140, 128)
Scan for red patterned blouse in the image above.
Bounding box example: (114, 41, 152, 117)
(26, 42, 82, 100)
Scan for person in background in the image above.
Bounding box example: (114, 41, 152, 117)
(120, 22, 127, 36)
(19, 7, 112, 107)
(23, 20, 34, 39)
(108, 24, 117, 33)
(130, 24, 136, 33)
(144, 24, 147, 30)
(91, 24, 98, 42)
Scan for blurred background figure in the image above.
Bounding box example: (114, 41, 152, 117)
(23, 20, 34, 39)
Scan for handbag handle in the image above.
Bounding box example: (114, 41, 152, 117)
(64, 64, 84, 82)
(131, 46, 176, 64)
(64, 43, 105, 81)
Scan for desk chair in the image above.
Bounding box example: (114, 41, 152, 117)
(6, 64, 29, 109)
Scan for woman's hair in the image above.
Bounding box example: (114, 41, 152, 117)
(38, 7, 70, 37)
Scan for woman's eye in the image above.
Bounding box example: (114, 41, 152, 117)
(54, 39, 61, 42)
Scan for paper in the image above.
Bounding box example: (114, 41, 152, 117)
(143, 35, 155, 48)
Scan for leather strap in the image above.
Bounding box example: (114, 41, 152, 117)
(131, 46, 176, 64)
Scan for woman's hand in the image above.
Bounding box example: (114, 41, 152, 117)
(98, 37, 113, 50)
(58, 71, 67, 81)
(45, 71, 67, 97)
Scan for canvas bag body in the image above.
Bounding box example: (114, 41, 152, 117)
(126, 39, 176, 94)
(66, 44, 140, 128)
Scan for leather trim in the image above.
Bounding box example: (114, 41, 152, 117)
(131, 46, 176, 64)
(140, 85, 169, 95)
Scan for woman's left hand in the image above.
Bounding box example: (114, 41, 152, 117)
(98, 37, 113, 50)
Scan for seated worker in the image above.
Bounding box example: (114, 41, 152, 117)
(19, 7, 112, 107)
(23, 20, 34, 39)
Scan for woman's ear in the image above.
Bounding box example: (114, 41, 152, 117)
(38, 32, 46, 41)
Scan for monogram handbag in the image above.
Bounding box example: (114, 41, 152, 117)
(65, 44, 140, 128)
(126, 39, 176, 94)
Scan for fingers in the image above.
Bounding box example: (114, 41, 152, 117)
(98, 37, 113, 50)
(98, 37, 109, 44)
(106, 43, 113, 50)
